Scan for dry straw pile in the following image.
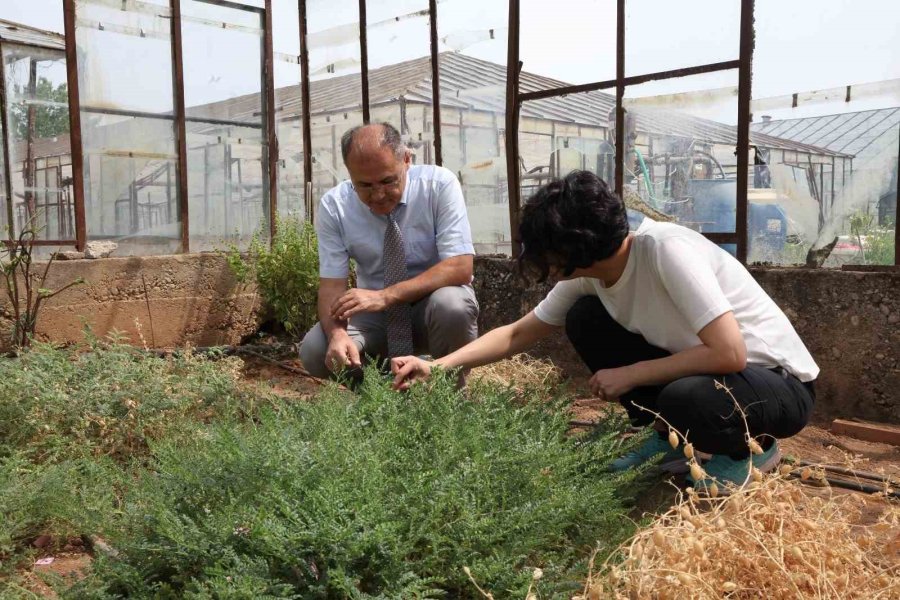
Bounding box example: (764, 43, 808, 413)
(582, 475, 900, 600)
(469, 353, 562, 392)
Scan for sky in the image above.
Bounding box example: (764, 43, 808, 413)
(2, 0, 899, 124)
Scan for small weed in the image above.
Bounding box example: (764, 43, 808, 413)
(227, 218, 319, 338)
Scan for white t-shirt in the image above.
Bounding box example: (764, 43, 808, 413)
(533, 219, 819, 382)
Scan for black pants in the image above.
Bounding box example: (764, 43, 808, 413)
(566, 296, 815, 459)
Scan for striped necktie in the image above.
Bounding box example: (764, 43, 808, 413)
(383, 208, 414, 357)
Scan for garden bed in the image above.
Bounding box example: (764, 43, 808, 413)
(3, 342, 898, 598)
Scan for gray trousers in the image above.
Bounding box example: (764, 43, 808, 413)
(299, 284, 479, 378)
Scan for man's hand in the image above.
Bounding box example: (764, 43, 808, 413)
(391, 356, 433, 390)
(330, 288, 389, 321)
(325, 331, 361, 373)
(589, 366, 637, 401)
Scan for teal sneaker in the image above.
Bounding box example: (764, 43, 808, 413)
(688, 440, 782, 491)
(609, 433, 689, 473)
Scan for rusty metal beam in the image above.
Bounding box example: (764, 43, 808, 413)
(299, 0, 313, 219)
(264, 0, 277, 240)
(428, 0, 442, 166)
(358, 0, 370, 124)
(702, 232, 739, 245)
(517, 60, 740, 104)
(735, 0, 755, 264)
(519, 78, 617, 103)
(895, 123, 899, 265)
(614, 0, 624, 197)
(62, 0, 87, 251)
(504, 0, 522, 257)
(0, 40, 16, 241)
(623, 60, 740, 89)
(171, 0, 190, 253)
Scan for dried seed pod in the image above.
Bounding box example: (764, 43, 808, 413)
(677, 573, 692, 586)
(690, 462, 705, 481)
(800, 467, 812, 481)
(683, 443, 694, 459)
(708, 483, 719, 498)
(779, 464, 792, 476)
(722, 581, 738, 593)
(789, 546, 804, 561)
(532, 567, 543, 581)
(653, 530, 665, 546)
(751, 467, 763, 482)
(748, 438, 764, 455)
(668, 430, 679, 449)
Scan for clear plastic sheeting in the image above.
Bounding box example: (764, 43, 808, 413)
(182, 0, 268, 252)
(75, 0, 174, 115)
(307, 0, 363, 201)
(625, 0, 740, 76)
(80, 115, 180, 254)
(2, 43, 75, 241)
(74, 0, 180, 255)
(520, 0, 615, 89)
(519, 90, 616, 217)
(751, 0, 899, 266)
(438, 0, 509, 254)
(367, 0, 435, 164)
(623, 71, 740, 235)
(272, 0, 305, 220)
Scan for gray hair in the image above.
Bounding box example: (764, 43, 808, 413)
(340, 122, 406, 164)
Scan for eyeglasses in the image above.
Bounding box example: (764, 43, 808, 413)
(351, 174, 403, 198)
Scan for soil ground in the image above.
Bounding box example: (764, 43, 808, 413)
(16, 353, 900, 597)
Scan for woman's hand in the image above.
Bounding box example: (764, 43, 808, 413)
(391, 356, 434, 390)
(589, 366, 638, 401)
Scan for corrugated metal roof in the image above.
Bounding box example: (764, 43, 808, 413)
(264, 52, 847, 156)
(0, 20, 65, 50)
(751, 108, 900, 159)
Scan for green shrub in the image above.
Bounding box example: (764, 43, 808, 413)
(227, 218, 319, 337)
(0, 336, 272, 576)
(0, 334, 268, 465)
(74, 370, 637, 599)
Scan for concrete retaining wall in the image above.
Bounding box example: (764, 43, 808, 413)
(473, 257, 900, 424)
(0, 254, 261, 350)
(2, 253, 897, 423)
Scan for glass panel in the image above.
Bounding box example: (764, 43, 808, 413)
(623, 70, 739, 234)
(307, 0, 363, 200)
(80, 115, 180, 254)
(3, 44, 75, 241)
(438, 0, 509, 254)
(750, 0, 900, 266)
(182, 0, 268, 252)
(0, 99, 7, 239)
(0, 0, 65, 34)
(519, 89, 619, 219)
(272, 0, 305, 219)
(520, 0, 616, 89)
(74, 0, 180, 255)
(625, 0, 740, 76)
(186, 126, 265, 250)
(367, 0, 435, 164)
(75, 0, 174, 115)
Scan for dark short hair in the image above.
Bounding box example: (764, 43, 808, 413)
(517, 171, 629, 282)
(340, 122, 405, 164)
